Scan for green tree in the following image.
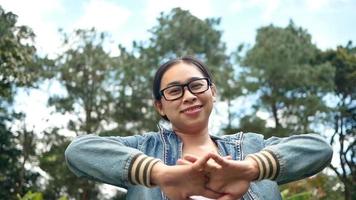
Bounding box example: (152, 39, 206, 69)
(129, 8, 240, 132)
(105, 46, 160, 136)
(281, 173, 344, 200)
(146, 8, 237, 100)
(0, 6, 41, 199)
(318, 42, 356, 200)
(43, 28, 114, 199)
(0, 6, 39, 88)
(104, 8, 240, 136)
(240, 21, 335, 136)
(42, 9, 239, 198)
(39, 130, 98, 200)
(49, 29, 114, 135)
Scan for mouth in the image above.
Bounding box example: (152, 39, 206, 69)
(180, 105, 203, 114)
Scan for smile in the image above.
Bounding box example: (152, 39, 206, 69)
(181, 105, 203, 114)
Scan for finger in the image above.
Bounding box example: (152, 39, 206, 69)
(204, 161, 221, 173)
(183, 154, 199, 163)
(205, 179, 225, 192)
(209, 153, 230, 167)
(217, 194, 236, 200)
(224, 155, 232, 160)
(192, 153, 212, 171)
(199, 188, 224, 200)
(177, 158, 192, 165)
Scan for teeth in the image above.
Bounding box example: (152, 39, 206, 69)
(184, 106, 201, 112)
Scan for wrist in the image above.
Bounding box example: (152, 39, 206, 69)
(129, 154, 161, 187)
(245, 150, 280, 181)
(245, 156, 260, 181)
(150, 161, 166, 186)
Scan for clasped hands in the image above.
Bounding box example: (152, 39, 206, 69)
(151, 152, 259, 200)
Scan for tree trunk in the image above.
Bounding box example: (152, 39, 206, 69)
(227, 99, 232, 129)
(271, 103, 280, 128)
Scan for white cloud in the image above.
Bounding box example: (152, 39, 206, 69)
(73, 0, 131, 33)
(144, 0, 214, 24)
(67, 0, 133, 55)
(12, 80, 75, 137)
(305, 0, 330, 11)
(0, 0, 64, 57)
(228, 0, 281, 21)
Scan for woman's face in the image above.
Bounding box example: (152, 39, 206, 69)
(155, 62, 216, 133)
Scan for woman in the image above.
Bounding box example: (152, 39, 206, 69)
(65, 56, 333, 200)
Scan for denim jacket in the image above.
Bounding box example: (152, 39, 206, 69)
(65, 129, 333, 200)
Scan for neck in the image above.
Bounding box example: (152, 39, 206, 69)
(173, 125, 213, 147)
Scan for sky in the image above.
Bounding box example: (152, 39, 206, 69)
(1, 0, 356, 57)
(1, 0, 355, 134)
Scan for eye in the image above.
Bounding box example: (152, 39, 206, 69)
(166, 86, 181, 95)
(190, 81, 204, 90)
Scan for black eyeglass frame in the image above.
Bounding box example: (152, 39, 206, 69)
(159, 77, 212, 101)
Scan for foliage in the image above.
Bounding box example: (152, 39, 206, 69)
(0, 6, 42, 90)
(17, 191, 43, 200)
(49, 28, 114, 135)
(281, 190, 312, 200)
(240, 20, 335, 136)
(107, 7, 240, 135)
(17, 191, 68, 200)
(0, 120, 22, 198)
(0, 6, 41, 199)
(317, 42, 356, 200)
(146, 8, 238, 101)
(39, 130, 99, 200)
(280, 173, 344, 200)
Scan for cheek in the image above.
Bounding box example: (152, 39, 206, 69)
(162, 101, 179, 114)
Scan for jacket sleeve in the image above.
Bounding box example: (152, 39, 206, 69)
(64, 134, 160, 188)
(246, 133, 333, 185)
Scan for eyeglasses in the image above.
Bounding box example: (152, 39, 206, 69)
(160, 77, 211, 101)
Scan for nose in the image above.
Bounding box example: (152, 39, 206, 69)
(182, 86, 197, 103)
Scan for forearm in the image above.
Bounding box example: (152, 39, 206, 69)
(245, 149, 279, 181)
(65, 134, 144, 187)
(263, 133, 333, 184)
(129, 154, 161, 187)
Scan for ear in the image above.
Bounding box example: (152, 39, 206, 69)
(211, 84, 217, 102)
(154, 100, 165, 116)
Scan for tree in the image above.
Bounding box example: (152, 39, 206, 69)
(318, 42, 356, 200)
(146, 8, 237, 100)
(0, 6, 41, 198)
(39, 130, 99, 200)
(49, 29, 114, 135)
(129, 8, 240, 133)
(107, 46, 161, 136)
(42, 9, 239, 198)
(43, 28, 115, 199)
(240, 21, 335, 136)
(280, 173, 344, 200)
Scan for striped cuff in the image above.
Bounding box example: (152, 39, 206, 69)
(128, 154, 161, 187)
(246, 149, 280, 181)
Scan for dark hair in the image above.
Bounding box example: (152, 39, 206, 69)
(152, 56, 214, 120)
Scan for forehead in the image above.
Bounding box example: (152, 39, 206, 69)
(161, 62, 204, 87)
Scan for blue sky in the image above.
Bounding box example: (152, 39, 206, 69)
(1, 0, 355, 57)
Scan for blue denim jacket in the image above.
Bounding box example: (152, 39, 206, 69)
(65, 130, 333, 200)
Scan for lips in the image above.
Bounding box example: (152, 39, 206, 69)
(181, 105, 203, 114)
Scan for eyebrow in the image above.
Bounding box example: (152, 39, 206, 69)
(166, 77, 204, 87)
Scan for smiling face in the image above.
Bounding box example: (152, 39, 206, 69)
(154, 61, 216, 133)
